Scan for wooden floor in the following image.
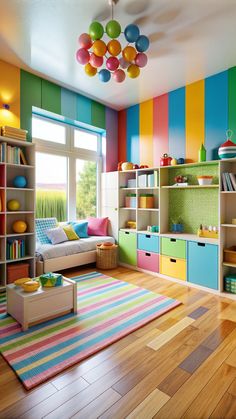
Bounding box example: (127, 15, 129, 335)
(0, 266, 236, 419)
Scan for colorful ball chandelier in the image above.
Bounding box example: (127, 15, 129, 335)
(76, 1, 150, 83)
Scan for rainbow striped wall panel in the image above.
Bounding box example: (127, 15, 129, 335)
(127, 104, 139, 164)
(168, 87, 185, 160)
(118, 67, 236, 165)
(61, 88, 77, 120)
(205, 71, 228, 160)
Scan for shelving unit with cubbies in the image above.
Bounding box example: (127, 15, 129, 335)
(0, 136, 35, 290)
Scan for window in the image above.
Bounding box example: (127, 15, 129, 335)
(36, 153, 67, 222)
(74, 129, 98, 151)
(34, 115, 102, 221)
(32, 116, 66, 144)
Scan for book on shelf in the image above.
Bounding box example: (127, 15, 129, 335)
(1, 126, 27, 141)
(7, 238, 25, 260)
(222, 172, 236, 191)
(0, 142, 27, 165)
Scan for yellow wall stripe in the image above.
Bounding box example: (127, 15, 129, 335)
(0, 60, 20, 128)
(186, 80, 205, 162)
(139, 99, 153, 167)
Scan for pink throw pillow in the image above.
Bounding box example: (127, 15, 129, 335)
(87, 217, 108, 236)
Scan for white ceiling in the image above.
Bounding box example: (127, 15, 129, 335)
(1, 0, 236, 110)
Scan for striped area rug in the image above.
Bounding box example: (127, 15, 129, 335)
(0, 272, 181, 390)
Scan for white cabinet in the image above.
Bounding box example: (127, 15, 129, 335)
(101, 172, 119, 241)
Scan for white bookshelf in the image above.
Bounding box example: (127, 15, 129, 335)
(0, 136, 35, 291)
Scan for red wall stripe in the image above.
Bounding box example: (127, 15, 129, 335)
(153, 94, 169, 166)
(118, 109, 127, 163)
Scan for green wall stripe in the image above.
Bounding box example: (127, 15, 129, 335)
(228, 67, 236, 143)
(61, 88, 77, 120)
(20, 70, 42, 141)
(91, 101, 106, 129)
(41, 79, 61, 115)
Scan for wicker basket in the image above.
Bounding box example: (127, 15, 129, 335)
(96, 244, 118, 269)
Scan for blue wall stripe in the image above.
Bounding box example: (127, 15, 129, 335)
(168, 87, 186, 160)
(127, 104, 140, 164)
(61, 88, 77, 120)
(76, 94, 92, 125)
(205, 71, 228, 160)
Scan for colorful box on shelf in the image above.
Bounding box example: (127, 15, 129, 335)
(138, 174, 147, 188)
(224, 275, 236, 294)
(139, 194, 154, 208)
(197, 229, 219, 239)
(224, 246, 236, 264)
(127, 179, 136, 188)
(125, 194, 136, 208)
(39, 272, 63, 287)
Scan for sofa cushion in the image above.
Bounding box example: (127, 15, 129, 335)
(87, 217, 108, 236)
(63, 225, 80, 240)
(36, 218, 57, 244)
(46, 227, 68, 245)
(69, 221, 89, 238)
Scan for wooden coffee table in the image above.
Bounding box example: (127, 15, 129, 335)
(6, 277, 77, 331)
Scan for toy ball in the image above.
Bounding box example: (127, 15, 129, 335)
(177, 158, 185, 164)
(106, 56, 119, 71)
(90, 53, 103, 68)
(98, 69, 111, 83)
(7, 199, 20, 211)
(12, 220, 27, 233)
(218, 139, 236, 159)
(135, 35, 150, 52)
(124, 24, 140, 43)
(84, 63, 97, 77)
(13, 176, 27, 188)
(93, 40, 107, 57)
(107, 40, 121, 56)
(78, 33, 92, 49)
(113, 69, 126, 83)
(106, 20, 121, 39)
(127, 64, 140, 79)
(89, 21, 104, 40)
(121, 162, 133, 171)
(135, 52, 148, 68)
(119, 57, 129, 69)
(76, 48, 90, 65)
(171, 158, 177, 166)
(122, 46, 136, 62)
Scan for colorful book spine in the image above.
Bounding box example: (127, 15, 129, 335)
(7, 239, 25, 260)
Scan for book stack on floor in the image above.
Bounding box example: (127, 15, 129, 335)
(222, 172, 236, 191)
(0, 142, 27, 164)
(1, 126, 27, 141)
(7, 238, 25, 260)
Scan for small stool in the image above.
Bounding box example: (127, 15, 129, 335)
(96, 243, 118, 269)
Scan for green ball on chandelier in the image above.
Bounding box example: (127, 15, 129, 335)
(106, 20, 121, 39)
(89, 21, 104, 40)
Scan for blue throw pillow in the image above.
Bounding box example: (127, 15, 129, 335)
(69, 221, 89, 238)
(36, 218, 57, 244)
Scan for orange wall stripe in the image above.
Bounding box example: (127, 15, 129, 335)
(118, 109, 127, 163)
(139, 99, 153, 167)
(186, 80, 205, 162)
(0, 60, 20, 128)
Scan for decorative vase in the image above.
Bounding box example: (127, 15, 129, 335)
(198, 144, 206, 162)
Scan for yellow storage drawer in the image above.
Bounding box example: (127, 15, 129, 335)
(160, 255, 186, 281)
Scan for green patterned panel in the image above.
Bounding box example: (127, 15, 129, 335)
(41, 79, 61, 115)
(168, 164, 219, 234)
(91, 101, 106, 129)
(20, 70, 42, 141)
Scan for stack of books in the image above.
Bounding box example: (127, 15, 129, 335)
(0, 142, 27, 164)
(7, 239, 25, 260)
(1, 126, 27, 141)
(222, 172, 236, 191)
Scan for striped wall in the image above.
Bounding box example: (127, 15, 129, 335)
(118, 68, 236, 164)
(0, 59, 118, 172)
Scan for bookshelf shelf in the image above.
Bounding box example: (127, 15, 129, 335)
(161, 185, 219, 189)
(0, 135, 35, 288)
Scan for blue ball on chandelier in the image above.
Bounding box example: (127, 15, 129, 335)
(98, 69, 111, 83)
(124, 24, 140, 43)
(135, 35, 150, 52)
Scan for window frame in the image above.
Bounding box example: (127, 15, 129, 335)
(33, 115, 102, 221)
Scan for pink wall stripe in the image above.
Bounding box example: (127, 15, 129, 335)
(153, 94, 169, 166)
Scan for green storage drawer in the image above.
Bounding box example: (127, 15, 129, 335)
(119, 231, 137, 266)
(161, 237, 186, 259)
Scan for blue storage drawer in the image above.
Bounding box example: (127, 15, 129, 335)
(138, 233, 159, 253)
(188, 241, 218, 290)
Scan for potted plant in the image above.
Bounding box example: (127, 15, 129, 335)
(171, 217, 184, 233)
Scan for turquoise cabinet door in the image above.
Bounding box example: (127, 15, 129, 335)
(188, 241, 218, 289)
(119, 231, 137, 266)
(138, 234, 159, 253)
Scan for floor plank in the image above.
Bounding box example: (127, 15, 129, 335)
(126, 388, 170, 419)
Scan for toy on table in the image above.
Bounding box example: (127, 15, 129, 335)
(14, 277, 31, 287)
(39, 272, 63, 287)
(197, 224, 218, 239)
(21, 280, 40, 293)
(13, 176, 27, 188)
(218, 130, 236, 159)
(7, 199, 20, 211)
(12, 220, 27, 233)
(160, 154, 172, 166)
